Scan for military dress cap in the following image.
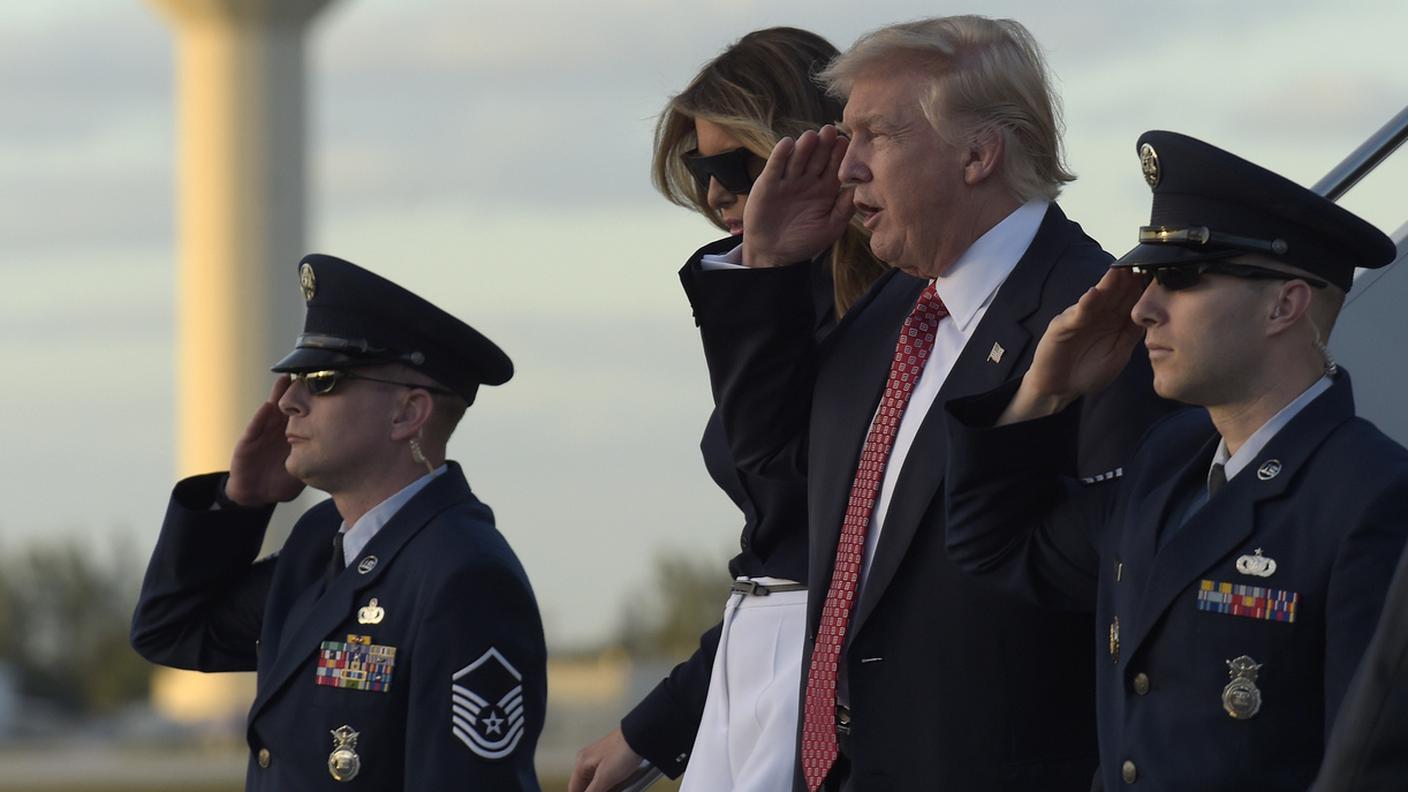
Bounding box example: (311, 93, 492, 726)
(1114, 130, 1396, 291)
(271, 254, 513, 404)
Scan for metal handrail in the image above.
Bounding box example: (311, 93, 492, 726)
(1314, 105, 1408, 202)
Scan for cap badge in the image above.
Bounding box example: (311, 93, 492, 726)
(328, 724, 362, 781)
(1235, 548, 1277, 578)
(1139, 142, 1161, 189)
(1221, 656, 1263, 720)
(358, 597, 385, 625)
(1256, 459, 1282, 481)
(299, 262, 317, 302)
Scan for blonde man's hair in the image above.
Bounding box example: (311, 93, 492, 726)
(652, 27, 888, 314)
(819, 15, 1075, 202)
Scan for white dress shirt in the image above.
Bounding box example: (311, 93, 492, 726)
(860, 200, 1048, 585)
(336, 464, 447, 566)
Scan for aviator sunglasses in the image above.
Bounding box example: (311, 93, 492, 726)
(682, 147, 765, 195)
(288, 369, 455, 397)
(1131, 261, 1329, 292)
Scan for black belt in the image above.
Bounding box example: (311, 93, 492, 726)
(730, 579, 807, 596)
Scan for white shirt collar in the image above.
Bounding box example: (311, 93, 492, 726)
(338, 464, 447, 566)
(1212, 376, 1333, 482)
(933, 200, 1049, 332)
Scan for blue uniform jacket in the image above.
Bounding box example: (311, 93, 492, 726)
(131, 462, 546, 791)
(945, 372, 1408, 791)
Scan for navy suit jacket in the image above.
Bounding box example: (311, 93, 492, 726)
(131, 463, 546, 791)
(681, 205, 1170, 791)
(946, 373, 1408, 791)
(622, 254, 832, 777)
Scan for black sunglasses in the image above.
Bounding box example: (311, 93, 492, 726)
(681, 147, 764, 195)
(289, 370, 454, 397)
(1131, 262, 1328, 292)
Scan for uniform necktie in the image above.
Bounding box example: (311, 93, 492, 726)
(1208, 462, 1227, 497)
(800, 283, 948, 791)
(326, 530, 345, 588)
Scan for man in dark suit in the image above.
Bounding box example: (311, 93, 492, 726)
(131, 254, 546, 791)
(680, 16, 1169, 791)
(1312, 533, 1408, 791)
(944, 131, 1408, 790)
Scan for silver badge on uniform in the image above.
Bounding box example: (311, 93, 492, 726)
(328, 724, 361, 782)
(1140, 143, 1161, 188)
(1256, 459, 1282, 480)
(300, 262, 317, 302)
(1235, 548, 1277, 578)
(358, 597, 385, 625)
(451, 647, 527, 760)
(1222, 656, 1263, 720)
(357, 556, 378, 575)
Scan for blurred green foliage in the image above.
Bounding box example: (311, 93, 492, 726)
(0, 538, 152, 714)
(615, 549, 730, 658)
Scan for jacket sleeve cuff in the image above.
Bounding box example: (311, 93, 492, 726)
(620, 679, 699, 778)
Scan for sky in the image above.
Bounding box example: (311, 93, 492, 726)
(1, 0, 1405, 649)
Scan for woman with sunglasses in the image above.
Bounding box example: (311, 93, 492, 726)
(568, 27, 884, 792)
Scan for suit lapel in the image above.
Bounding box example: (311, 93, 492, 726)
(1124, 375, 1357, 659)
(848, 205, 1070, 636)
(248, 466, 476, 722)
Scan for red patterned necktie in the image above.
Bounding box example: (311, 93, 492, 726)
(800, 283, 949, 791)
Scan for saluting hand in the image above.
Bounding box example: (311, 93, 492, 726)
(999, 268, 1147, 425)
(742, 125, 856, 268)
(225, 375, 305, 507)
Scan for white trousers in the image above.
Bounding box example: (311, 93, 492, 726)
(679, 578, 808, 792)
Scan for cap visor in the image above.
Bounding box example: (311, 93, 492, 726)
(1112, 243, 1242, 269)
(270, 347, 371, 373)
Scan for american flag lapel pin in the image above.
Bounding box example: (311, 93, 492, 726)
(987, 342, 1005, 364)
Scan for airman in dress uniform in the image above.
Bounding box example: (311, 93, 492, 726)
(942, 131, 1408, 790)
(131, 254, 546, 790)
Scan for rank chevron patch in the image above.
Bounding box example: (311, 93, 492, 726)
(451, 647, 526, 760)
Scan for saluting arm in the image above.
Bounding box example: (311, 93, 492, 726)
(129, 472, 276, 672)
(131, 376, 303, 672)
(944, 382, 1111, 610)
(944, 268, 1153, 609)
(679, 127, 856, 482)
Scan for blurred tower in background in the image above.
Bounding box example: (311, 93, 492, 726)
(148, 0, 338, 730)
(151, 0, 337, 480)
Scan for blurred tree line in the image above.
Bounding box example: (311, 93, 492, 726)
(615, 550, 732, 658)
(0, 538, 152, 714)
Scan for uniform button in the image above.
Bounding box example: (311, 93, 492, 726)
(1133, 673, 1150, 695)
(257, 748, 271, 768)
(1122, 760, 1137, 784)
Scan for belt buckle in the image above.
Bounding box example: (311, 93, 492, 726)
(732, 579, 765, 596)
